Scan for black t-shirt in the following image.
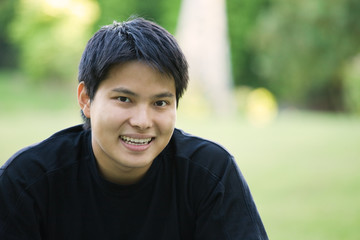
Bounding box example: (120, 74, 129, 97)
(0, 125, 268, 239)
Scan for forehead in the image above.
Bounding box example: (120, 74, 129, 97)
(100, 61, 175, 92)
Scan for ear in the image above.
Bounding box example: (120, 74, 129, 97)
(77, 82, 91, 118)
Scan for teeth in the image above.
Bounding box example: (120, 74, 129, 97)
(121, 136, 152, 145)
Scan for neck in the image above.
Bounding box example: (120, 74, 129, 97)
(96, 160, 152, 185)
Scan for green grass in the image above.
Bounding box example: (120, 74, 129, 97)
(0, 71, 77, 112)
(177, 112, 360, 240)
(1, 75, 360, 239)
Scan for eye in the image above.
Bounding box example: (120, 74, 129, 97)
(154, 100, 168, 107)
(118, 96, 131, 103)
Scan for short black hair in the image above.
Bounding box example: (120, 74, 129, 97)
(78, 17, 189, 129)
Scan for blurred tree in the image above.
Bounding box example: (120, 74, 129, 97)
(343, 54, 360, 114)
(95, 0, 181, 34)
(251, 0, 360, 111)
(0, 0, 19, 69)
(177, 0, 234, 115)
(8, 0, 99, 84)
(226, 0, 269, 87)
(3, 0, 181, 84)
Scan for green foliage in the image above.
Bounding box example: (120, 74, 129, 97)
(251, 0, 360, 111)
(226, 0, 269, 87)
(2, 0, 360, 113)
(8, 0, 99, 83)
(0, 0, 19, 68)
(95, 0, 181, 34)
(2, 0, 180, 84)
(343, 55, 360, 115)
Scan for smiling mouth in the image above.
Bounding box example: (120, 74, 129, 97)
(120, 136, 153, 145)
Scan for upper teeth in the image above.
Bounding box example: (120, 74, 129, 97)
(121, 136, 152, 145)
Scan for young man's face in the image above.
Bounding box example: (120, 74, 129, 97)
(78, 61, 177, 184)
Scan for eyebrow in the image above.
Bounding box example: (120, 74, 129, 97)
(153, 92, 175, 99)
(112, 87, 137, 96)
(111, 87, 175, 99)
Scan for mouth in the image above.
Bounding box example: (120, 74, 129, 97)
(120, 136, 154, 145)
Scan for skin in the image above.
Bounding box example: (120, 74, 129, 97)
(78, 61, 177, 185)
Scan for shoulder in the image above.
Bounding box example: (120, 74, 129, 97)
(170, 128, 235, 180)
(172, 128, 232, 157)
(0, 125, 89, 183)
(169, 129, 247, 213)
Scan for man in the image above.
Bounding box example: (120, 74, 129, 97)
(0, 18, 268, 239)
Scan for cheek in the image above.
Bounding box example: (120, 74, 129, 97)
(158, 111, 176, 132)
(90, 103, 125, 129)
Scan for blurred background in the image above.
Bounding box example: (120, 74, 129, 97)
(0, 0, 359, 239)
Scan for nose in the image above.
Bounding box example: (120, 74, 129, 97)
(129, 105, 153, 130)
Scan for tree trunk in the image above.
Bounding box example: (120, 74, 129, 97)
(176, 0, 234, 116)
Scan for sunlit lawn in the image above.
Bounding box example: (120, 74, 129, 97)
(178, 112, 360, 240)
(1, 76, 359, 240)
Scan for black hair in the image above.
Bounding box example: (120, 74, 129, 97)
(78, 17, 189, 129)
